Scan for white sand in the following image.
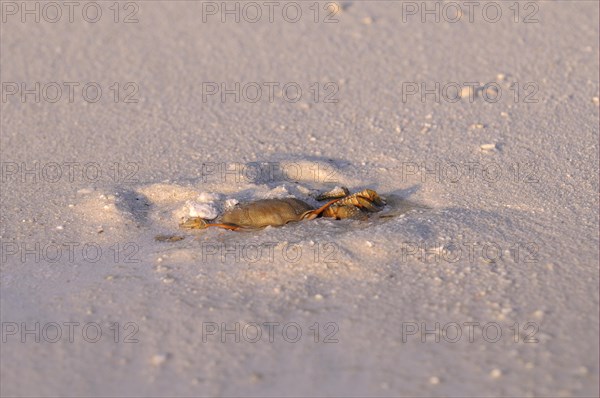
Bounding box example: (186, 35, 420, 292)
(1, 1, 598, 396)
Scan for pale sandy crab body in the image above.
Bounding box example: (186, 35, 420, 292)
(222, 198, 315, 228)
(180, 188, 385, 231)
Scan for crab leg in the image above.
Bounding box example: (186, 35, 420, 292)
(304, 199, 341, 220)
(352, 196, 384, 212)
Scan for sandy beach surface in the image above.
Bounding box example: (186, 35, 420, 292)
(1, 1, 598, 396)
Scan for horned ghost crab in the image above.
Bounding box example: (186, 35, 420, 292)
(179, 188, 386, 231)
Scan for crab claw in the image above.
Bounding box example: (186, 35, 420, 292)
(353, 195, 384, 212)
(180, 217, 208, 229)
(301, 199, 342, 220)
(320, 189, 386, 219)
(180, 217, 243, 231)
(356, 189, 386, 207)
(324, 204, 366, 220)
(315, 186, 350, 201)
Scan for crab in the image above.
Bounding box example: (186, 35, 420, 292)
(179, 188, 385, 231)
